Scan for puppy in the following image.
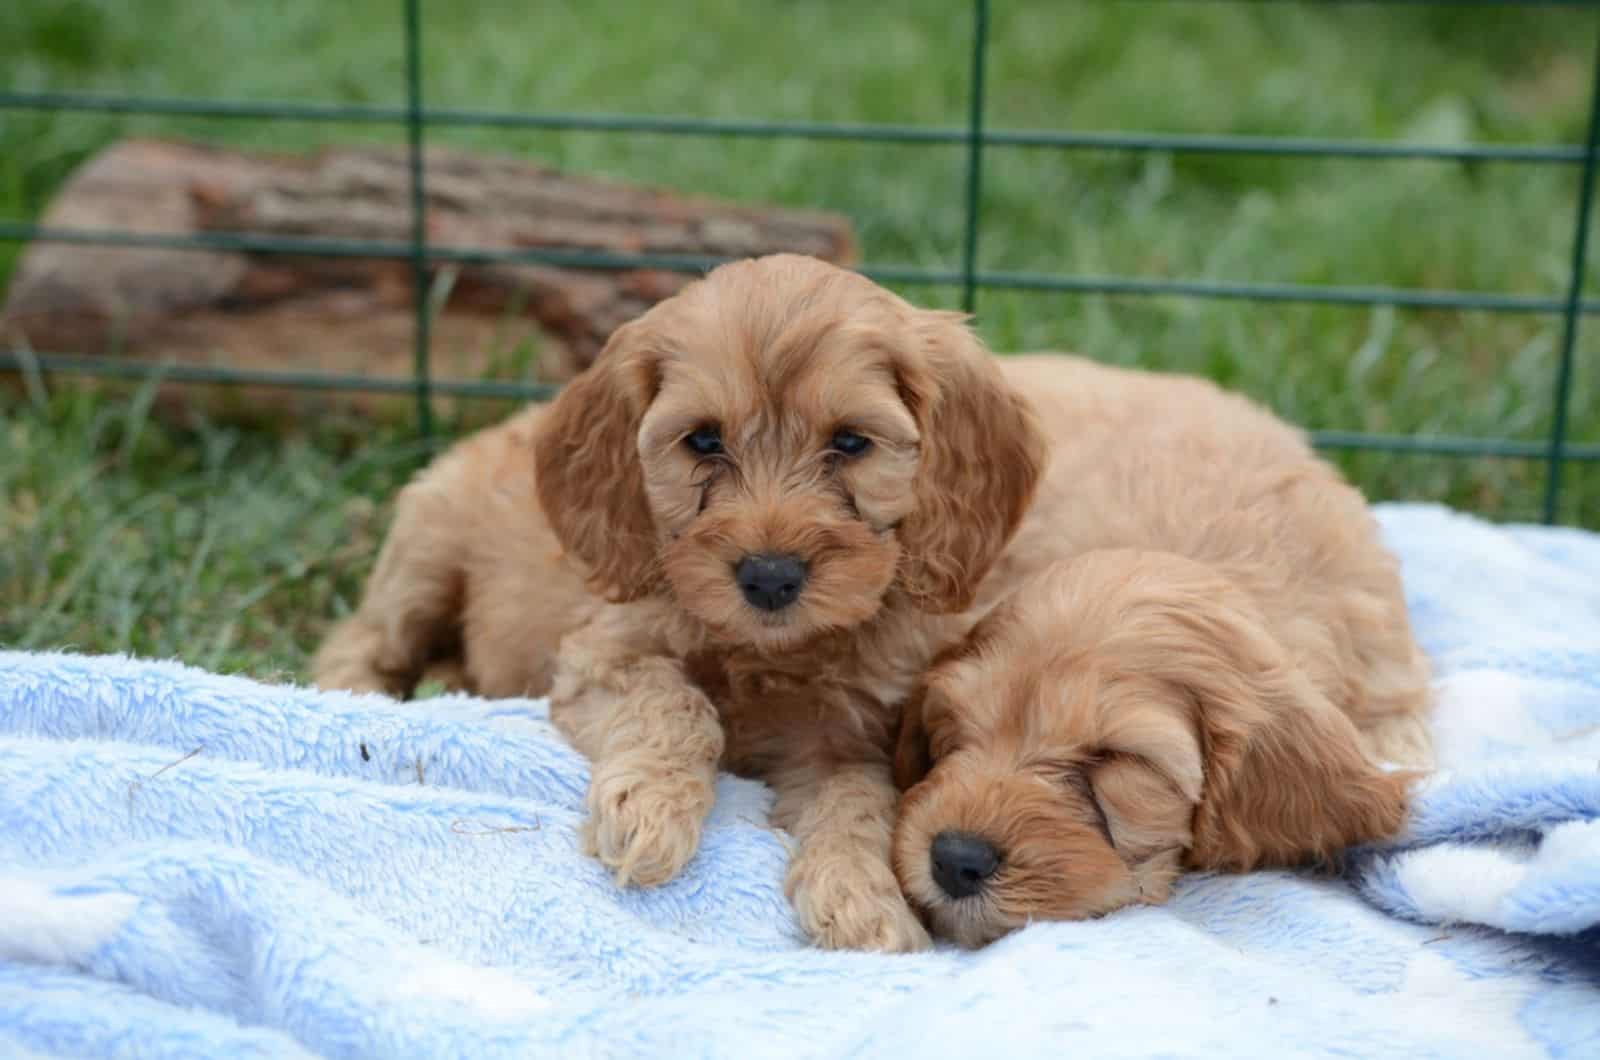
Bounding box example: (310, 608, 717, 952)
(317, 254, 1058, 951)
(890, 372, 1434, 948)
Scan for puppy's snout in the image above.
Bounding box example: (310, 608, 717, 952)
(930, 830, 1000, 899)
(735, 553, 808, 612)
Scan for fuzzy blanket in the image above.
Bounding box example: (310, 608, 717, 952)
(1, 503, 1597, 1058)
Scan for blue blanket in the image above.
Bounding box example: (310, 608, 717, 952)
(1, 503, 1597, 1058)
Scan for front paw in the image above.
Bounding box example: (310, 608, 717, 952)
(582, 758, 715, 888)
(786, 850, 932, 953)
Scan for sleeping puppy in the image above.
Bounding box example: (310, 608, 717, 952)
(890, 372, 1435, 948)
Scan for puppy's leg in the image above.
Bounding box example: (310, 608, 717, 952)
(776, 759, 931, 953)
(551, 611, 722, 887)
(313, 478, 465, 698)
(581, 667, 723, 887)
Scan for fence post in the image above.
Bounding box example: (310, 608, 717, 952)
(403, 0, 434, 440)
(960, 0, 990, 315)
(1542, 23, 1600, 525)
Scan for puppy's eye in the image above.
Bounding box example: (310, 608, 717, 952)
(1061, 765, 1115, 847)
(684, 426, 723, 456)
(829, 429, 872, 458)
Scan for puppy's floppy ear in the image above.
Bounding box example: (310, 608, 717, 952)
(1099, 558, 1411, 871)
(534, 320, 661, 602)
(892, 311, 1048, 613)
(1187, 655, 1413, 872)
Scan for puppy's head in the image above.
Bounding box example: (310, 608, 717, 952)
(534, 254, 1046, 650)
(892, 550, 1412, 948)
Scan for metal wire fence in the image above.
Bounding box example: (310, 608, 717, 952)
(2, 0, 1598, 522)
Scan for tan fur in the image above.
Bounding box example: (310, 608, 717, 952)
(315, 254, 1431, 953)
(890, 367, 1435, 946)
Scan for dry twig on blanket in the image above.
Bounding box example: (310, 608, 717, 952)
(450, 818, 541, 836)
(127, 745, 205, 807)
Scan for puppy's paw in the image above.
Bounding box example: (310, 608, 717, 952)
(787, 849, 932, 953)
(582, 759, 715, 888)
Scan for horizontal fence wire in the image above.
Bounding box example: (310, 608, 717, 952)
(0, 350, 562, 401)
(7, 222, 1600, 315)
(0, 89, 1589, 163)
(6, 349, 1596, 461)
(1, 0, 1597, 521)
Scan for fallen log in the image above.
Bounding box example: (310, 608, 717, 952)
(1, 139, 856, 422)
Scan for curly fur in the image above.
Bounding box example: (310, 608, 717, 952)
(315, 254, 1430, 953)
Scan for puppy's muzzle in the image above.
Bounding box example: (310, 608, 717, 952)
(735, 552, 808, 612)
(930, 830, 1001, 899)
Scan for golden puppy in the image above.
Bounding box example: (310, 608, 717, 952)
(316, 254, 1053, 951)
(890, 377, 1435, 947)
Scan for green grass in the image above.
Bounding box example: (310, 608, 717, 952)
(3, 0, 1600, 677)
(0, 380, 421, 674)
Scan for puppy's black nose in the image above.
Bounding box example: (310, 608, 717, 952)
(735, 553, 808, 612)
(930, 830, 1000, 899)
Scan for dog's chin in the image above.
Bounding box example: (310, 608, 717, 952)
(678, 590, 887, 652)
(914, 891, 1019, 949)
(704, 603, 836, 652)
(898, 856, 1133, 948)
